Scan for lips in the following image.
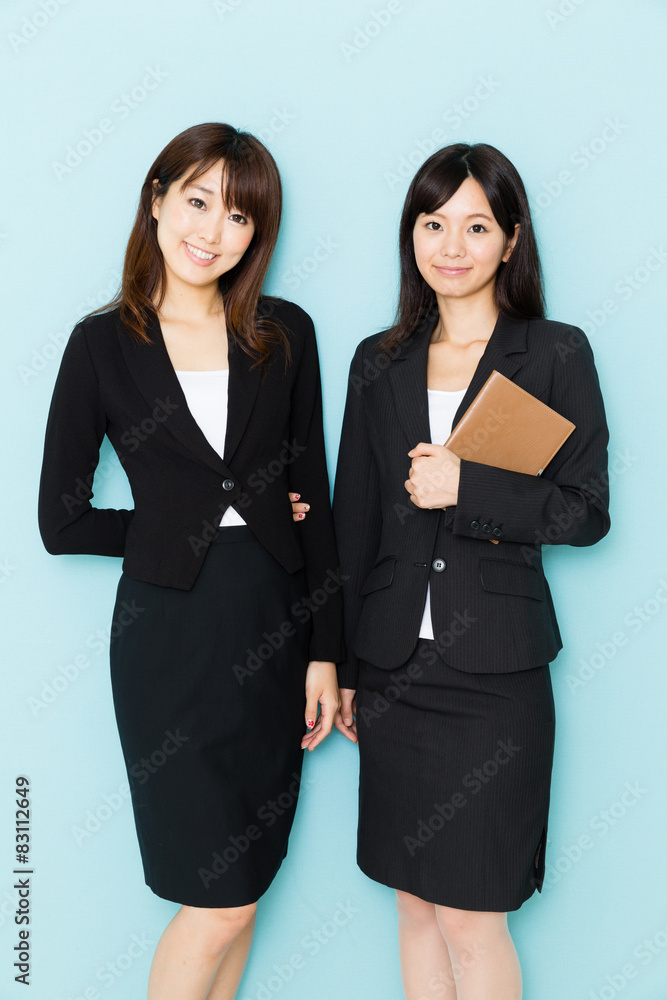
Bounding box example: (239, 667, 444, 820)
(434, 265, 471, 275)
(183, 241, 219, 265)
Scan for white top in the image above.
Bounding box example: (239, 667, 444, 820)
(418, 386, 468, 640)
(174, 369, 248, 528)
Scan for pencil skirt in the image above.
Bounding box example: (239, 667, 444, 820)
(355, 638, 556, 911)
(109, 525, 312, 907)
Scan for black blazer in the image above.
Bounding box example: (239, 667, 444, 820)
(38, 297, 344, 663)
(332, 303, 611, 689)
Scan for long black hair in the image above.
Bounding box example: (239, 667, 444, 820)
(379, 142, 544, 353)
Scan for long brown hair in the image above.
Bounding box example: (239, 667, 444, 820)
(379, 142, 545, 354)
(83, 122, 289, 366)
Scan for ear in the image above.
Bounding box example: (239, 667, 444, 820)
(150, 178, 161, 221)
(502, 222, 520, 263)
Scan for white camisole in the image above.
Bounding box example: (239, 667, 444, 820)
(174, 369, 248, 527)
(418, 386, 468, 639)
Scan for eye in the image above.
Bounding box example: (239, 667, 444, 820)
(189, 197, 205, 209)
(229, 212, 250, 225)
(469, 224, 487, 233)
(425, 220, 442, 231)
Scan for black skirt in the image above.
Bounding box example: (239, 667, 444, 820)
(109, 525, 312, 908)
(355, 638, 555, 911)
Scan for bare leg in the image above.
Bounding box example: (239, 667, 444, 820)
(396, 889, 457, 1000)
(206, 910, 256, 999)
(435, 906, 521, 1000)
(147, 902, 257, 1000)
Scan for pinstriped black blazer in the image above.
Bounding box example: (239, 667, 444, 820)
(37, 297, 343, 663)
(332, 302, 611, 689)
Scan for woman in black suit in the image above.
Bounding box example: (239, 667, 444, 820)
(38, 123, 342, 1000)
(332, 143, 610, 999)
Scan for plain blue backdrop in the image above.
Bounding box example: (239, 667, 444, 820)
(2, 1, 666, 998)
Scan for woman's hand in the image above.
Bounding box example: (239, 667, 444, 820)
(289, 491, 310, 522)
(300, 661, 340, 751)
(404, 443, 461, 509)
(334, 688, 358, 743)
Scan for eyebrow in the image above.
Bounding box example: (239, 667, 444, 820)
(427, 211, 494, 222)
(189, 183, 217, 196)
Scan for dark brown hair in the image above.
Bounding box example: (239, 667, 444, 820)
(379, 142, 545, 353)
(83, 122, 289, 366)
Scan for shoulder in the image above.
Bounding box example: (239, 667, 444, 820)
(73, 307, 123, 356)
(525, 315, 597, 368)
(259, 295, 314, 336)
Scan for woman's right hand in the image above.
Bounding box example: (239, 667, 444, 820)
(289, 491, 310, 522)
(334, 688, 358, 743)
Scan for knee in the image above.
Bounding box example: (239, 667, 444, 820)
(395, 889, 437, 928)
(181, 901, 257, 956)
(435, 905, 505, 955)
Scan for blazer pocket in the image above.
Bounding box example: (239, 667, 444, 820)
(479, 557, 545, 601)
(360, 556, 397, 595)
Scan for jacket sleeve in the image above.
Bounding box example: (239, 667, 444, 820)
(446, 326, 610, 547)
(38, 323, 134, 556)
(286, 309, 345, 663)
(332, 341, 383, 690)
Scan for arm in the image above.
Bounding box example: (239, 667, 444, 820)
(332, 341, 383, 691)
(286, 309, 344, 663)
(446, 326, 610, 547)
(38, 323, 134, 556)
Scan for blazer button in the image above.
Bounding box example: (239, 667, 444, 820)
(492, 526, 502, 538)
(470, 520, 480, 530)
(432, 558, 446, 572)
(222, 479, 235, 491)
(482, 523, 492, 533)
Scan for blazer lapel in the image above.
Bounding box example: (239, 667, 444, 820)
(116, 310, 261, 474)
(388, 302, 529, 445)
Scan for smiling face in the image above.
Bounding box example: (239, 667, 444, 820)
(412, 176, 518, 305)
(151, 158, 256, 296)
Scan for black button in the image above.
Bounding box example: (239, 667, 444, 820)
(492, 526, 502, 538)
(222, 479, 235, 491)
(432, 558, 446, 572)
(482, 523, 492, 533)
(470, 520, 480, 530)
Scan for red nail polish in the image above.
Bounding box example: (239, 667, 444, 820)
(299, 513, 304, 519)
(294, 494, 300, 499)
(306, 719, 315, 729)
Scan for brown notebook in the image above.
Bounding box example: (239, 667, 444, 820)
(442, 370, 576, 541)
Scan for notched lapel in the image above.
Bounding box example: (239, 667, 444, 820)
(116, 311, 229, 475)
(223, 333, 263, 465)
(388, 307, 530, 445)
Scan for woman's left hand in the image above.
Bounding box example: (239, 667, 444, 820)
(289, 491, 310, 522)
(405, 442, 461, 509)
(300, 661, 341, 751)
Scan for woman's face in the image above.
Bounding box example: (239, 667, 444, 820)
(412, 176, 518, 303)
(151, 159, 256, 294)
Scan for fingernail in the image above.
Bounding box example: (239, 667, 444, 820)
(298, 513, 305, 519)
(294, 494, 300, 499)
(304, 504, 310, 510)
(306, 719, 315, 729)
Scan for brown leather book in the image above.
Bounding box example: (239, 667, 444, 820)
(443, 370, 576, 541)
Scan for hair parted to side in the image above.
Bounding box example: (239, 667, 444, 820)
(82, 122, 289, 367)
(378, 142, 545, 354)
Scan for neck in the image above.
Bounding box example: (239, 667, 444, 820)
(156, 270, 225, 323)
(431, 286, 499, 347)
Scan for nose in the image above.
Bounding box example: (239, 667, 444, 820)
(198, 208, 224, 246)
(439, 228, 465, 259)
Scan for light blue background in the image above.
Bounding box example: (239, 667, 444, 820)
(2, 1, 666, 997)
